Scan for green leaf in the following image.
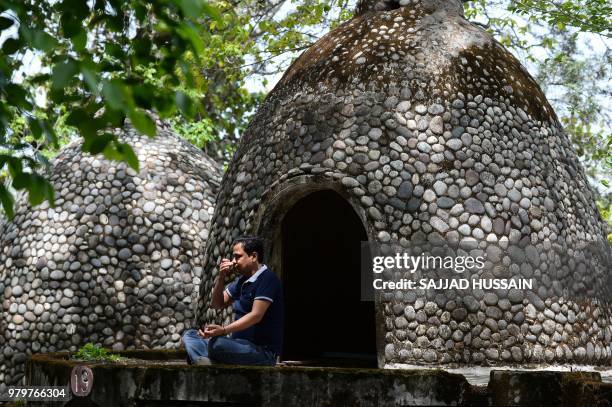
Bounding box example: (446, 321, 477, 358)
(106, 42, 126, 60)
(116, 142, 139, 171)
(102, 140, 139, 171)
(134, 4, 147, 21)
(28, 117, 43, 140)
(28, 73, 51, 85)
(132, 84, 155, 108)
(128, 109, 156, 137)
(30, 29, 58, 52)
(83, 133, 115, 154)
(98, 109, 124, 127)
(40, 120, 59, 149)
(102, 79, 130, 111)
(152, 93, 176, 117)
(179, 60, 195, 88)
(0, 16, 14, 30)
(175, 91, 195, 118)
(65, 108, 89, 127)
(71, 29, 87, 52)
(5, 84, 32, 110)
(58, 0, 90, 20)
(2, 38, 20, 54)
(66, 108, 99, 138)
(74, 343, 124, 362)
(176, 22, 204, 54)
(80, 66, 99, 94)
(51, 60, 79, 90)
(176, 0, 204, 18)
(6, 157, 22, 177)
(0, 154, 12, 169)
(12, 172, 31, 190)
(106, 13, 124, 32)
(0, 184, 14, 219)
(102, 140, 122, 161)
(60, 13, 84, 38)
(27, 174, 54, 207)
(133, 37, 153, 61)
(34, 151, 51, 170)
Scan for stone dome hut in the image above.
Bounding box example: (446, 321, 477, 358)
(196, 0, 611, 367)
(0, 121, 222, 388)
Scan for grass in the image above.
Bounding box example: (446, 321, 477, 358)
(72, 343, 124, 362)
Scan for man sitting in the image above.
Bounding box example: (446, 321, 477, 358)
(182, 236, 283, 366)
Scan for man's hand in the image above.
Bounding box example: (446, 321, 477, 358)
(212, 259, 234, 309)
(199, 324, 226, 339)
(219, 258, 234, 277)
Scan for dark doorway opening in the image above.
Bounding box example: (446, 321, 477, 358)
(281, 190, 377, 368)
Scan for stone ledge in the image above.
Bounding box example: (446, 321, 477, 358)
(26, 350, 475, 406)
(488, 370, 612, 407)
(25, 350, 612, 406)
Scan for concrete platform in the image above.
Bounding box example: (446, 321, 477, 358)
(23, 349, 612, 406)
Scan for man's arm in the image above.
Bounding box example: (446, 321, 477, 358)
(211, 259, 233, 309)
(204, 300, 271, 337)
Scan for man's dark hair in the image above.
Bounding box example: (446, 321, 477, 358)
(232, 236, 264, 263)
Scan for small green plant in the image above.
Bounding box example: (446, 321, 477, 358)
(73, 343, 124, 362)
(596, 198, 612, 243)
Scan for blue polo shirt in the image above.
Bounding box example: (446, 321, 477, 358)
(225, 266, 284, 355)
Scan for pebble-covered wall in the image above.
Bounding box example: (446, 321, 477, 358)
(0, 122, 222, 389)
(197, 0, 611, 366)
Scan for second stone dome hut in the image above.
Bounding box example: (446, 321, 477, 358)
(0, 121, 222, 389)
(197, 0, 611, 367)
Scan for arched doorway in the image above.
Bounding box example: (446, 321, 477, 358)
(281, 190, 377, 367)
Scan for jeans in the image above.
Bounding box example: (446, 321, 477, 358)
(182, 329, 277, 366)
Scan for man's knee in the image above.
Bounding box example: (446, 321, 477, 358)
(181, 329, 199, 344)
(208, 336, 228, 357)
